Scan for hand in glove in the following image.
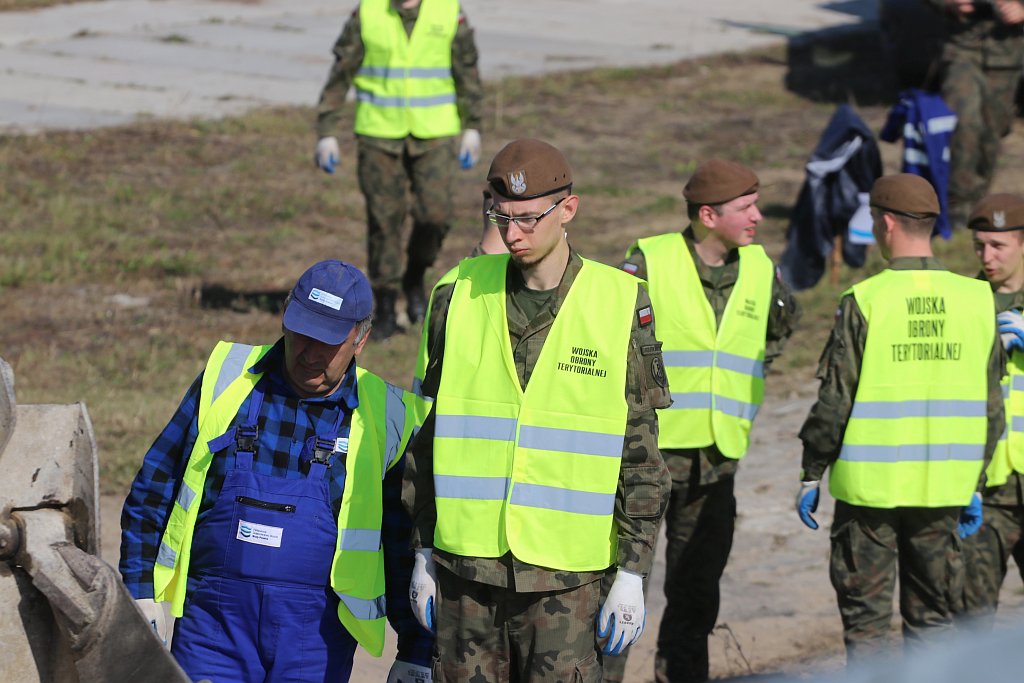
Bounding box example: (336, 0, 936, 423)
(410, 548, 437, 634)
(315, 136, 340, 174)
(997, 310, 1024, 353)
(387, 660, 432, 683)
(958, 492, 984, 539)
(796, 481, 820, 530)
(135, 597, 168, 646)
(596, 569, 645, 655)
(458, 129, 481, 170)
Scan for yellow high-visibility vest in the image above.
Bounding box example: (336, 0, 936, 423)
(986, 348, 1024, 487)
(433, 255, 635, 571)
(152, 342, 426, 656)
(413, 265, 459, 398)
(630, 233, 772, 457)
(830, 270, 994, 508)
(354, 0, 461, 139)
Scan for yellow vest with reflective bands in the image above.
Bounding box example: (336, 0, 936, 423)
(413, 265, 459, 398)
(630, 233, 772, 457)
(986, 349, 1024, 487)
(830, 270, 993, 508)
(151, 342, 427, 656)
(433, 255, 635, 571)
(354, 0, 461, 139)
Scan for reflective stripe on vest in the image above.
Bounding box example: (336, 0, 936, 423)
(152, 342, 427, 657)
(829, 270, 994, 508)
(413, 265, 459, 398)
(631, 233, 772, 457)
(986, 347, 1024, 487)
(433, 255, 634, 571)
(353, 0, 461, 140)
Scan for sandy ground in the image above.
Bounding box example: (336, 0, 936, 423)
(96, 380, 1024, 681)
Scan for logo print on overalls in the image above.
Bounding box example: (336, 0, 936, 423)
(508, 171, 527, 195)
(994, 211, 1007, 229)
(239, 523, 253, 538)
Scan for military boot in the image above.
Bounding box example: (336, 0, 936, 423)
(402, 263, 428, 325)
(373, 288, 405, 340)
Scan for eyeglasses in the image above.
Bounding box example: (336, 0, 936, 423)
(485, 197, 566, 232)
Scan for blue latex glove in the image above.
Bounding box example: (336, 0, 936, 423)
(958, 493, 983, 539)
(796, 481, 820, 530)
(997, 310, 1024, 353)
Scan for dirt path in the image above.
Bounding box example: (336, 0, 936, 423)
(103, 378, 1024, 681)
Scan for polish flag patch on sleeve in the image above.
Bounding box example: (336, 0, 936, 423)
(620, 262, 639, 275)
(637, 306, 653, 326)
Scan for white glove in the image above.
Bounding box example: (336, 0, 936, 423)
(315, 136, 340, 174)
(135, 597, 168, 647)
(410, 548, 437, 634)
(387, 660, 432, 683)
(458, 128, 481, 170)
(597, 569, 645, 655)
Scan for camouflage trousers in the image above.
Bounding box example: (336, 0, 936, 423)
(829, 502, 963, 664)
(356, 138, 456, 290)
(647, 473, 736, 683)
(432, 567, 602, 683)
(941, 59, 1022, 216)
(957, 503, 1024, 630)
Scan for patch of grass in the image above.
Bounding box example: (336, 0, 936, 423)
(159, 33, 191, 44)
(4, 32, 1023, 496)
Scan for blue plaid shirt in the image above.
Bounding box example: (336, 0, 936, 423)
(119, 340, 430, 665)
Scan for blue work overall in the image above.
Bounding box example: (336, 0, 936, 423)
(170, 382, 358, 683)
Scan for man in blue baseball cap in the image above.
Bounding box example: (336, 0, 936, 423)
(120, 260, 432, 682)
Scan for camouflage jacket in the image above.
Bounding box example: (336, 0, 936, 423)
(800, 257, 1006, 486)
(984, 280, 1024, 505)
(402, 249, 672, 591)
(315, 0, 484, 153)
(621, 228, 801, 485)
(927, 0, 1024, 69)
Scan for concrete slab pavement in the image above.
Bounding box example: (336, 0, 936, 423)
(0, 0, 878, 134)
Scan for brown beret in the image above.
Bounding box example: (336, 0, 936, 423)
(683, 159, 759, 205)
(869, 174, 939, 216)
(487, 139, 573, 200)
(968, 193, 1024, 232)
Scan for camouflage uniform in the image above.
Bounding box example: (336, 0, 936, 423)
(926, 1, 1024, 223)
(800, 257, 1005, 662)
(959, 285, 1024, 630)
(610, 230, 800, 683)
(315, 2, 484, 293)
(403, 249, 672, 682)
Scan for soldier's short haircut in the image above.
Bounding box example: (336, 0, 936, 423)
(687, 202, 725, 222)
(892, 212, 936, 237)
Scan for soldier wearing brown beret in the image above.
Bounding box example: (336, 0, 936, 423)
(798, 173, 1005, 662)
(617, 159, 800, 683)
(959, 192, 1024, 631)
(403, 138, 672, 682)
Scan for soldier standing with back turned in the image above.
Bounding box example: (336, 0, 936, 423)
(796, 174, 1004, 662)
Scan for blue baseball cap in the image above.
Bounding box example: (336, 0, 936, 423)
(283, 260, 373, 345)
